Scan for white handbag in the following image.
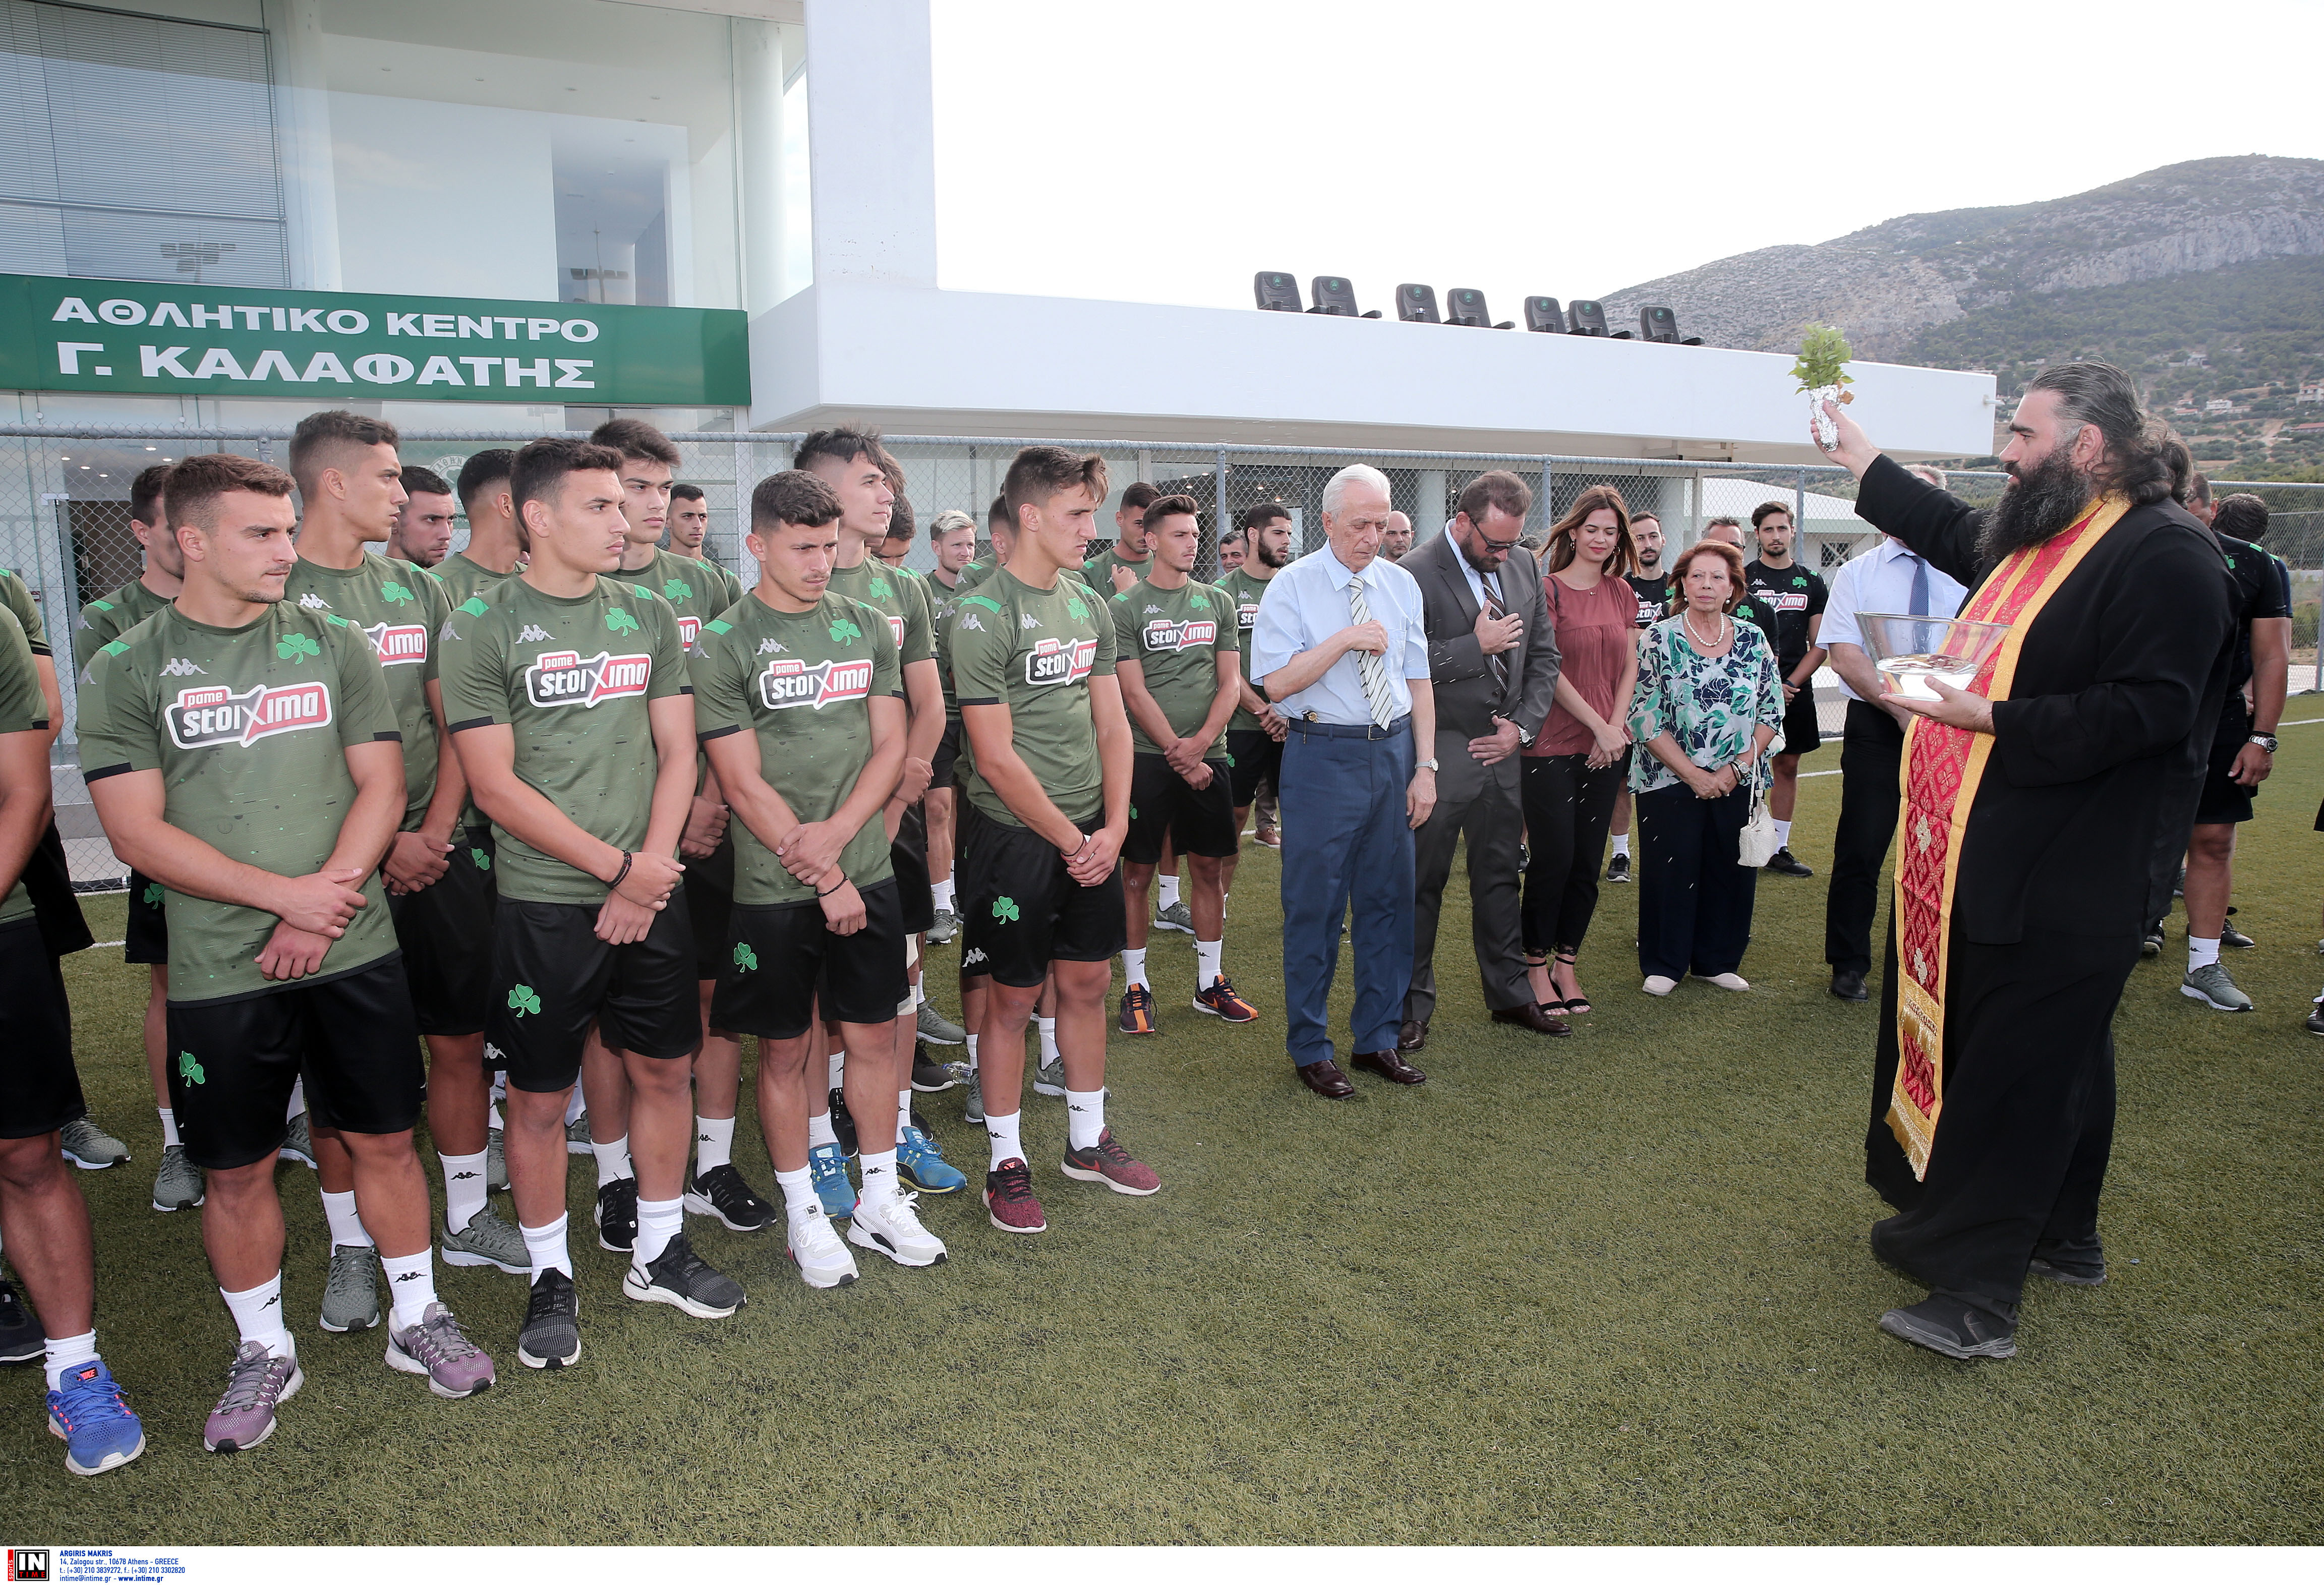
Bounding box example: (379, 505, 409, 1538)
(1735, 757, 1780, 867)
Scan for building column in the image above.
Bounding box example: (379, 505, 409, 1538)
(262, 0, 342, 291)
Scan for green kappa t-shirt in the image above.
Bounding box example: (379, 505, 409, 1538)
(681, 552, 745, 624)
(284, 553, 450, 831)
(74, 578, 173, 677)
(618, 548, 735, 655)
(436, 574, 688, 906)
(826, 557, 934, 669)
(0, 605, 47, 924)
(76, 602, 403, 1003)
(950, 566, 1117, 827)
(0, 568, 49, 658)
(926, 572, 966, 720)
(428, 552, 516, 613)
(1110, 575, 1236, 755)
(690, 592, 902, 907)
(1081, 546, 1154, 592)
(1215, 568, 1275, 733)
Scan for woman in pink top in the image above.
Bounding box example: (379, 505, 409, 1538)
(1521, 486, 1643, 1015)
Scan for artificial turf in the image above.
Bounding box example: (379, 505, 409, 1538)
(13, 732, 2324, 1545)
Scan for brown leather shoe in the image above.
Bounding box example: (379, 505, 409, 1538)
(1491, 1002, 1573, 1036)
(1397, 1019, 1428, 1053)
(1295, 1059, 1356, 1100)
(1350, 1048, 1427, 1085)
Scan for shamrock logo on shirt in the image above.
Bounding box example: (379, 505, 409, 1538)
(276, 632, 322, 664)
(733, 942, 759, 973)
(471, 848, 491, 871)
(381, 581, 416, 606)
(508, 984, 542, 1017)
(605, 608, 640, 635)
(829, 616, 863, 646)
(1064, 594, 1087, 621)
(868, 575, 891, 599)
(177, 1050, 206, 1086)
(992, 896, 1021, 924)
(663, 577, 691, 602)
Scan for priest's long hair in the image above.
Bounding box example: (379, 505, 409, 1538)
(2025, 361, 2174, 508)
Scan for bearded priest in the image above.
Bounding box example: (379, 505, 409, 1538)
(1818, 362, 2232, 1362)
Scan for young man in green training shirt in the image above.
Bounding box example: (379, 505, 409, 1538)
(285, 412, 523, 1329)
(82, 451, 492, 1449)
(432, 450, 524, 610)
(387, 465, 457, 570)
(440, 436, 742, 1368)
(1217, 503, 1295, 896)
(954, 446, 1159, 1234)
(923, 506, 978, 948)
(1082, 480, 1159, 594)
(1109, 495, 1258, 1035)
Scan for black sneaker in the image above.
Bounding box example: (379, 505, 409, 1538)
(1764, 847, 1813, 877)
(1878, 1295, 2017, 1360)
(2308, 993, 2324, 1036)
(2027, 1246, 2106, 1286)
(2141, 926, 2164, 959)
(912, 1046, 965, 1093)
(2221, 922, 2255, 951)
(1605, 852, 1631, 884)
(0, 1275, 41, 1364)
(622, 1232, 745, 1319)
(594, 1176, 638, 1254)
(684, 1162, 775, 1233)
(516, 1269, 580, 1370)
(827, 1087, 858, 1159)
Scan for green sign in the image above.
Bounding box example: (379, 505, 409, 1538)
(0, 273, 750, 407)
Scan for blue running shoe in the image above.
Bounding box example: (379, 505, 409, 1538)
(47, 1359, 145, 1476)
(808, 1141, 857, 1220)
(897, 1125, 967, 1195)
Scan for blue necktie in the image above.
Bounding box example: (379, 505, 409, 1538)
(1907, 554, 1930, 618)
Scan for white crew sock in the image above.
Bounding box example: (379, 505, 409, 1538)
(1774, 818, 1793, 850)
(1037, 1016, 1060, 1068)
(827, 1050, 845, 1090)
(897, 1089, 915, 1141)
(1066, 1088, 1106, 1151)
(521, 1213, 572, 1280)
(320, 1187, 373, 1249)
(984, 1110, 1024, 1171)
(438, 1150, 488, 1235)
(695, 1115, 734, 1175)
(807, 1112, 839, 1151)
(2189, 936, 2222, 972)
(221, 1273, 294, 1359)
(487, 1101, 505, 1134)
(562, 1085, 587, 1127)
(592, 1135, 632, 1188)
(157, 1107, 180, 1149)
(965, 1034, 979, 1072)
(1122, 948, 1148, 989)
(634, 1197, 682, 1266)
(1196, 938, 1223, 991)
(932, 877, 956, 914)
(1611, 834, 1630, 859)
(379, 1249, 438, 1331)
(44, 1330, 99, 1393)
(1157, 874, 1181, 910)
(858, 1149, 899, 1209)
(285, 1077, 306, 1121)
(774, 1166, 816, 1224)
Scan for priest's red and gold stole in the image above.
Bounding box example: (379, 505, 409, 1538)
(1889, 494, 2130, 1178)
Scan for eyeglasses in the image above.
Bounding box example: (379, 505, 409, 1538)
(1477, 532, 1522, 554)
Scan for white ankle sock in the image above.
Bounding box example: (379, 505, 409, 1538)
(43, 1330, 99, 1393)
(984, 1110, 1024, 1171)
(896, 1089, 914, 1140)
(965, 1034, 979, 1071)
(221, 1273, 294, 1359)
(1066, 1088, 1106, 1151)
(522, 1213, 572, 1280)
(1611, 834, 1630, 859)
(633, 1197, 682, 1266)
(438, 1150, 488, 1235)
(1196, 938, 1223, 990)
(592, 1135, 632, 1188)
(932, 877, 956, 913)
(1037, 1016, 1059, 1067)
(858, 1149, 899, 1208)
(285, 1077, 306, 1121)
(320, 1188, 372, 1249)
(775, 1166, 815, 1222)
(807, 1111, 838, 1150)
(1157, 875, 1181, 909)
(1122, 948, 1148, 989)
(1774, 818, 1793, 849)
(156, 1107, 180, 1149)
(695, 1115, 734, 1175)
(488, 1101, 505, 1133)
(2189, 936, 2222, 972)
(380, 1249, 437, 1330)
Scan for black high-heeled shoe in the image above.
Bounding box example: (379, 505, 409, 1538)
(1553, 951, 1591, 1015)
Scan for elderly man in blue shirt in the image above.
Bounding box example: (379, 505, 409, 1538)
(1251, 464, 1437, 1099)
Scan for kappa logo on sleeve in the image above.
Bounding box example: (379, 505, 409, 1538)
(759, 655, 876, 711)
(1024, 635, 1099, 686)
(1143, 617, 1218, 653)
(363, 621, 430, 666)
(523, 649, 653, 709)
(165, 680, 334, 749)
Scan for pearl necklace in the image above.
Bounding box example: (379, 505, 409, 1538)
(1683, 608, 1730, 650)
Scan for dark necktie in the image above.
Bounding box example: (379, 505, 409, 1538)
(1907, 553, 1930, 618)
(1480, 567, 1509, 694)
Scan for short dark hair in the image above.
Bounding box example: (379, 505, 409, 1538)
(2213, 493, 2270, 541)
(288, 409, 398, 491)
(2026, 360, 2172, 507)
(1143, 492, 1201, 530)
(1120, 481, 1161, 514)
(886, 493, 916, 543)
(1751, 500, 1794, 529)
(1218, 527, 1245, 549)
(456, 449, 515, 510)
(750, 469, 844, 532)
(512, 437, 624, 516)
(130, 463, 171, 529)
(1704, 515, 1742, 531)
(1630, 508, 1661, 529)
(1238, 502, 1292, 533)
(793, 426, 889, 475)
(167, 452, 296, 532)
(1456, 469, 1532, 527)
(671, 482, 706, 504)
(986, 492, 1011, 533)
(1004, 446, 1110, 524)
(589, 417, 680, 468)
(399, 465, 452, 500)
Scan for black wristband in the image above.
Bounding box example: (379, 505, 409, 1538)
(817, 874, 847, 897)
(609, 851, 633, 890)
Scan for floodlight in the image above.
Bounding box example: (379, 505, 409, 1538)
(1523, 296, 1566, 333)
(1254, 272, 1304, 312)
(1308, 276, 1383, 318)
(1396, 283, 1441, 324)
(1639, 305, 1703, 345)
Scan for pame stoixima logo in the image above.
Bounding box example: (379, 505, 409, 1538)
(166, 680, 334, 750)
(1023, 635, 1097, 686)
(364, 621, 430, 667)
(1143, 618, 1217, 653)
(676, 615, 702, 651)
(524, 650, 652, 709)
(759, 656, 874, 711)
(10, 1547, 51, 1580)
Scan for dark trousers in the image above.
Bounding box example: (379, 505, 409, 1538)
(1823, 700, 1906, 975)
(1635, 781, 1757, 981)
(1279, 722, 1416, 1066)
(1406, 740, 1527, 1022)
(1519, 751, 1625, 958)
(1867, 918, 2133, 1322)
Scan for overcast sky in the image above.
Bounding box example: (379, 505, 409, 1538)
(931, 0, 2323, 323)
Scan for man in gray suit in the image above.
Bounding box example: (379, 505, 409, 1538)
(1400, 470, 1566, 1050)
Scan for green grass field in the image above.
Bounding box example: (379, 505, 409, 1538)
(14, 731, 2324, 1545)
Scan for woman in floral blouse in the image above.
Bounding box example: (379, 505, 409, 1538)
(1628, 539, 1784, 996)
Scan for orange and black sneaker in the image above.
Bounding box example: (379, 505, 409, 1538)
(982, 1158, 1047, 1235)
(1060, 1128, 1161, 1196)
(1117, 982, 1158, 1035)
(1193, 976, 1259, 1023)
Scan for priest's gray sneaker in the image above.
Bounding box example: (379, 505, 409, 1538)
(319, 1244, 380, 1333)
(441, 1207, 529, 1274)
(1033, 1056, 1067, 1097)
(916, 1002, 965, 1045)
(2181, 962, 2253, 1013)
(962, 1068, 984, 1125)
(565, 1116, 593, 1155)
(1879, 1295, 2017, 1360)
(280, 1112, 316, 1169)
(926, 907, 960, 946)
(151, 1144, 203, 1212)
(60, 1118, 130, 1170)
(1154, 899, 1195, 935)
(485, 1128, 508, 1194)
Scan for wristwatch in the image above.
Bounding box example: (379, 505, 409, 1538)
(1416, 757, 1440, 773)
(2251, 733, 2279, 753)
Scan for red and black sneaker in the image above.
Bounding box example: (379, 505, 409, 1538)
(1193, 976, 1259, 1023)
(982, 1158, 1048, 1235)
(1117, 983, 1157, 1035)
(1060, 1128, 1161, 1196)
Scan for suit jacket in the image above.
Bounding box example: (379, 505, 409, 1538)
(1411, 532, 1560, 749)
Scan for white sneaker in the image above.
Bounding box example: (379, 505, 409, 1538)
(846, 1192, 948, 1268)
(1641, 975, 1678, 996)
(786, 1208, 858, 1289)
(1704, 972, 1750, 991)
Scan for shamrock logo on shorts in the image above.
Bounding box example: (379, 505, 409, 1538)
(733, 942, 759, 973)
(471, 848, 491, 871)
(381, 581, 416, 606)
(829, 616, 863, 646)
(1225, 752, 1236, 768)
(663, 577, 691, 602)
(992, 896, 1020, 924)
(1129, 805, 1138, 821)
(177, 1050, 206, 1086)
(143, 881, 164, 906)
(605, 608, 640, 635)
(508, 984, 542, 1017)
(276, 632, 322, 664)
(457, 597, 491, 617)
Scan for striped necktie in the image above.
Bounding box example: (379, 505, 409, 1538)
(1479, 567, 1509, 694)
(1348, 575, 1397, 729)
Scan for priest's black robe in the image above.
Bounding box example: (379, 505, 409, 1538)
(1848, 456, 2233, 1320)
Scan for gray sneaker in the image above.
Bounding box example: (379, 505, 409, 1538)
(916, 1002, 966, 1045)
(441, 1206, 529, 1274)
(150, 1143, 203, 1212)
(485, 1129, 508, 1194)
(279, 1113, 316, 1169)
(926, 907, 960, 946)
(60, 1118, 131, 1170)
(203, 1341, 302, 1452)
(963, 1068, 984, 1125)
(565, 1116, 593, 1156)
(319, 1243, 380, 1333)
(384, 1302, 496, 1399)
(1154, 899, 1195, 935)
(1033, 1057, 1067, 1097)
(2182, 961, 2253, 1012)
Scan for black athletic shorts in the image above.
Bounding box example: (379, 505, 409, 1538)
(166, 955, 424, 1170)
(957, 799, 1127, 988)
(487, 897, 700, 1093)
(0, 917, 83, 1140)
(711, 880, 907, 1040)
(124, 867, 167, 967)
(931, 719, 964, 793)
(1126, 752, 1239, 863)
(892, 804, 935, 935)
(2195, 709, 2258, 826)
(685, 834, 737, 980)
(1776, 683, 1823, 758)
(1227, 728, 1284, 810)
(387, 831, 497, 1036)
